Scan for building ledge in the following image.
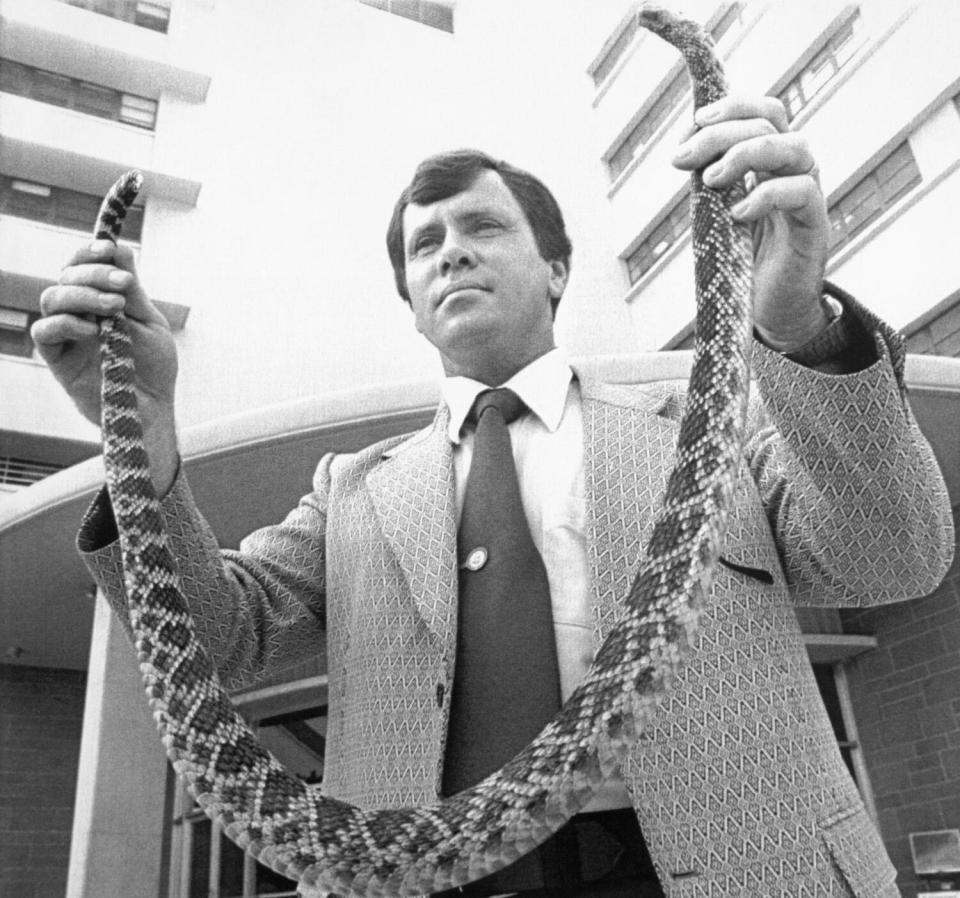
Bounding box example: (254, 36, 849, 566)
(803, 634, 879, 664)
(0, 0, 212, 102)
(1, 92, 202, 206)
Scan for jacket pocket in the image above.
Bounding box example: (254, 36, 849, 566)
(821, 805, 899, 897)
(718, 556, 774, 584)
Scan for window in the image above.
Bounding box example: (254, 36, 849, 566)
(708, 2, 746, 53)
(58, 0, 171, 33)
(779, 12, 863, 121)
(357, 0, 454, 33)
(811, 662, 876, 814)
(828, 142, 920, 251)
(134, 0, 172, 31)
(166, 700, 327, 898)
(0, 175, 144, 240)
(120, 93, 159, 129)
(609, 69, 689, 181)
(624, 191, 691, 285)
(591, 15, 639, 87)
(0, 306, 38, 359)
(605, 4, 743, 181)
(0, 58, 158, 130)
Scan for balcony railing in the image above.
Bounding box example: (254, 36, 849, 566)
(57, 0, 171, 33)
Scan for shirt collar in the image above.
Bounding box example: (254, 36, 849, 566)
(442, 347, 574, 444)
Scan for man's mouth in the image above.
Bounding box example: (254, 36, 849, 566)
(439, 282, 488, 305)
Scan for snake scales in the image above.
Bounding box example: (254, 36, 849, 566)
(94, 5, 753, 896)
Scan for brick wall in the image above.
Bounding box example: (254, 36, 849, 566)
(0, 663, 86, 898)
(843, 505, 960, 897)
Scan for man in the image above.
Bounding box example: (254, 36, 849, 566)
(35, 95, 953, 896)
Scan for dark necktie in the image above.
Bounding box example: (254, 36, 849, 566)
(441, 387, 562, 796)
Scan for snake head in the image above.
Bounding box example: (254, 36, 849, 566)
(635, 3, 709, 45)
(635, 3, 668, 24)
(635, 3, 673, 34)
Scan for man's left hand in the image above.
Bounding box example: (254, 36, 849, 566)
(672, 94, 830, 352)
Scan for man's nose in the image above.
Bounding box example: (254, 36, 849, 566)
(439, 239, 477, 275)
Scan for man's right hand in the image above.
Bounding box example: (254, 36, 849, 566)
(33, 239, 181, 495)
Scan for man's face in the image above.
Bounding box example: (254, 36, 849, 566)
(402, 169, 567, 383)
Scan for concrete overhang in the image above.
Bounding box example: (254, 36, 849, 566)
(0, 0, 212, 103)
(1, 352, 958, 672)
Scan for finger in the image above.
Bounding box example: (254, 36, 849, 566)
(673, 117, 778, 170)
(67, 239, 127, 267)
(678, 119, 698, 142)
(91, 243, 167, 326)
(64, 241, 141, 285)
(57, 258, 167, 329)
(30, 313, 101, 359)
(695, 94, 790, 133)
(703, 132, 816, 189)
(59, 262, 135, 294)
(104, 241, 139, 276)
(40, 283, 125, 318)
(731, 174, 824, 228)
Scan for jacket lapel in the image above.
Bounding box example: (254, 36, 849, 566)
(365, 407, 458, 648)
(364, 375, 689, 653)
(577, 374, 683, 645)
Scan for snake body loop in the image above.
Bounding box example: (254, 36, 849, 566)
(95, 6, 753, 895)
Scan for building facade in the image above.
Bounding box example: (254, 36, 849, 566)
(1, 1, 959, 896)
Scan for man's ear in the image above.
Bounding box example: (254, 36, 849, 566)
(547, 260, 568, 301)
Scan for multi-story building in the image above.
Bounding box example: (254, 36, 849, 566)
(1, 2, 958, 896)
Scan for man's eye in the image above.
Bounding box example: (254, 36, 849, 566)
(411, 236, 438, 256)
(474, 220, 502, 233)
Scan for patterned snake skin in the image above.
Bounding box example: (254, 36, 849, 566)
(95, 6, 753, 896)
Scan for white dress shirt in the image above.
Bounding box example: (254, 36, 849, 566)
(441, 347, 630, 811)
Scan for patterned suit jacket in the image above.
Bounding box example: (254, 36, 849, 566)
(81, 297, 953, 897)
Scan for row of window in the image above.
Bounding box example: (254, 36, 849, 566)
(58, 0, 171, 33)
(604, 5, 745, 182)
(625, 192, 690, 286)
(0, 58, 158, 130)
(0, 174, 145, 240)
(779, 12, 863, 122)
(608, 69, 688, 181)
(827, 142, 920, 251)
(0, 167, 149, 362)
(1, 4, 160, 364)
(592, 3, 742, 90)
(357, 0, 454, 34)
(625, 140, 922, 286)
(616, 6, 922, 286)
(605, 8, 863, 184)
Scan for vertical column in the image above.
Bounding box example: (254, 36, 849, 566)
(67, 594, 168, 898)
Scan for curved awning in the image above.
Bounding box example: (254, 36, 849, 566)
(2, 352, 957, 671)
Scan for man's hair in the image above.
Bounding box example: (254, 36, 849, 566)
(386, 149, 573, 315)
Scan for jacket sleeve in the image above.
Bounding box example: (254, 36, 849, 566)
(745, 289, 954, 606)
(77, 453, 335, 690)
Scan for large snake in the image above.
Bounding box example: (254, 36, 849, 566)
(94, 6, 752, 896)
